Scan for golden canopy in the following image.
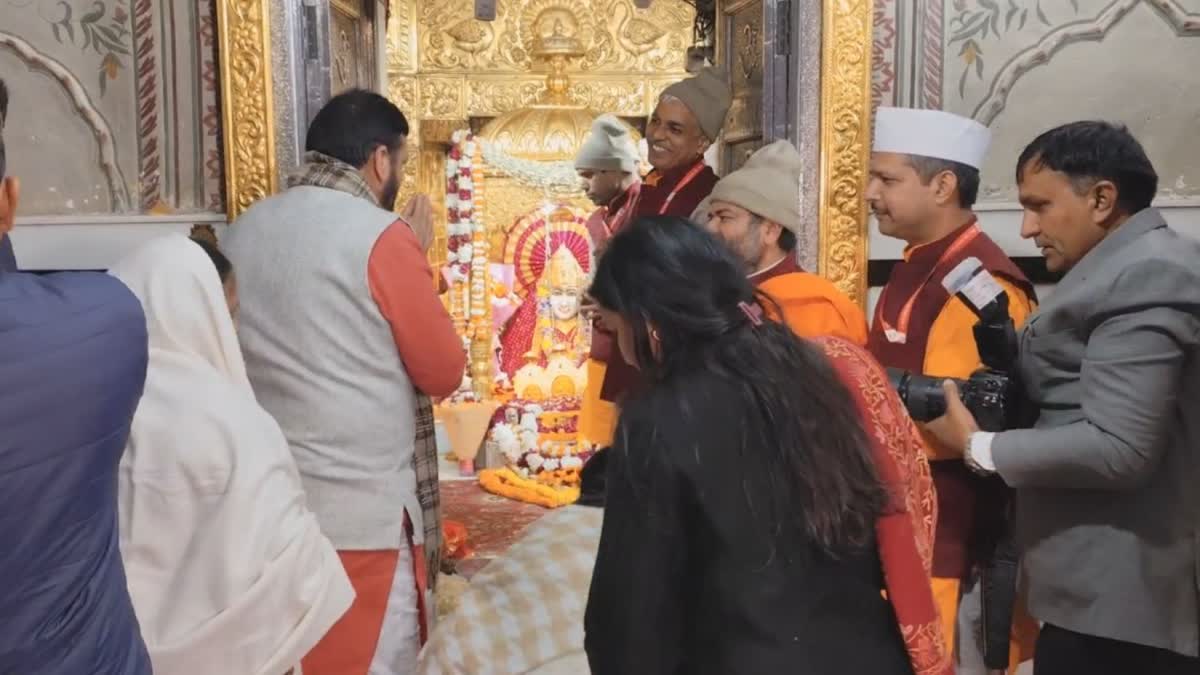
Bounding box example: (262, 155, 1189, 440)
(477, 20, 640, 183)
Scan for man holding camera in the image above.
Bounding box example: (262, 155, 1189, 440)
(928, 121, 1200, 675)
(866, 107, 1037, 671)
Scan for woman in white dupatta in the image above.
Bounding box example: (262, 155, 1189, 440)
(110, 234, 354, 675)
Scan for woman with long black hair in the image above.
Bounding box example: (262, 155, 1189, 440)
(583, 216, 941, 675)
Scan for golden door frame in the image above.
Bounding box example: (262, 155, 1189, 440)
(213, 0, 874, 305)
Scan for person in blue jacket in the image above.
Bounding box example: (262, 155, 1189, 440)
(0, 78, 152, 673)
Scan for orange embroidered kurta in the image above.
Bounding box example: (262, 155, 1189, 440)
(752, 255, 868, 346)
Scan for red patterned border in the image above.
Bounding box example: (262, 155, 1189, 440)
(199, 0, 225, 213)
(871, 0, 898, 109)
(132, 0, 161, 211)
(921, 0, 944, 109)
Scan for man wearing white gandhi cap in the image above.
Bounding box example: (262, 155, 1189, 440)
(865, 107, 1038, 674)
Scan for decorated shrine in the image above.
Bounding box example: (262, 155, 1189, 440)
(430, 12, 658, 507)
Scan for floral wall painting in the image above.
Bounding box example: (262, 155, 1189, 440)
(43, 1, 133, 96)
(947, 0, 1083, 99)
(1, 0, 224, 215)
(871, 0, 1200, 202)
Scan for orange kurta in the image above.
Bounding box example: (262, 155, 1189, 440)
(753, 255, 868, 346)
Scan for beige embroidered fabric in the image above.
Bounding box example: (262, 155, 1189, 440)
(417, 507, 602, 675)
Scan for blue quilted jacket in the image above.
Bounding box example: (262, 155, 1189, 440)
(0, 236, 15, 272)
(0, 270, 152, 674)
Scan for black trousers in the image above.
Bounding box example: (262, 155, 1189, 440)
(1034, 624, 1200, 675)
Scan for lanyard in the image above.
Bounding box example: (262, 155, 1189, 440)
(603, 185, 639, 238)
(656, 161, 706, 215)
(877, 222, 981, 344)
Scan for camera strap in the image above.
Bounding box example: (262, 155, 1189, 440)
(878, 223, 981, 344)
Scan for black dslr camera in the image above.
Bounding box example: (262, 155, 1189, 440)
(886, 257, 1025, 432)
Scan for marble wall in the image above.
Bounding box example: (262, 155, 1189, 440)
(869, 0, 1200, 262)
(1, 0, 225, 218)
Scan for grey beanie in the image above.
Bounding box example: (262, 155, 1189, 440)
(574, 114, 640, 173)
(659, 68, 732, 142)
(709, 140, 802, 232)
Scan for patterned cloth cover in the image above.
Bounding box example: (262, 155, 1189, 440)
(417, 507, 602, 674)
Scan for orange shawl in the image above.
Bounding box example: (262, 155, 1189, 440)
(813, 335, 952, 675)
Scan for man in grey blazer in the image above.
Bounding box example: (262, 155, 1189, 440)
(927, 121, 1200, 675)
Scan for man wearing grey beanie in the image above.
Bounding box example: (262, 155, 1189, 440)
(704, 140, 867, 345)
(595, 67, 732, 408)
(574, 114, 642, 252)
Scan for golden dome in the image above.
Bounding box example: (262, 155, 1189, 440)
(478, 21, 638, 163)
(480, 104, 601, 163)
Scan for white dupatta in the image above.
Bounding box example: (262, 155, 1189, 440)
(111, 234, 354, 675)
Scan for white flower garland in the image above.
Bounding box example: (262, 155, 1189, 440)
(479, 138, 583, 194)
(445, 130, 480, 283)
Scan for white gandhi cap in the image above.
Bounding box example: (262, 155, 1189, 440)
(873, 107, 992, 170)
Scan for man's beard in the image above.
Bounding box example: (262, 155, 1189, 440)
(738, 238, 765, 274)
(379, 173, 401, 209)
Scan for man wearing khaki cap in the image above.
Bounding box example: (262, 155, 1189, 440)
(596, 67, 732, 407)
(574, 114, 642, 252)
(705, 140, 867, 345)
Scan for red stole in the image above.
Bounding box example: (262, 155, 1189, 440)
(633, 160, 718, 219)
(597, 161, 718, 403)
(814, 336, 952, 675)
(584, 182, 642, 253)
(866, 220, 1034, 579)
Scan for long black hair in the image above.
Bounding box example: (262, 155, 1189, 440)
(190, 236, 232, 283)
(589, 216, 885, 554)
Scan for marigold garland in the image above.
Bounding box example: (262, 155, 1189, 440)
(478, 467, 580, 509)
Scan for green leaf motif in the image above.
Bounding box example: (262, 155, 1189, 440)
(81, 2, 106, 26)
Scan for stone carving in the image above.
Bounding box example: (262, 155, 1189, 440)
(818, 0, 872, 305)
(215, 0, 278, 218)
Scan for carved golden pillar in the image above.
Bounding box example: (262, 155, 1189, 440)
(215, 0, 279, 219)
(817, 0, 873, 306)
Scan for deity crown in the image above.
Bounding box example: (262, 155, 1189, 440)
(544, 245, 585, 292)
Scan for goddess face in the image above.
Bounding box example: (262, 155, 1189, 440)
(549, 286, 581, 322)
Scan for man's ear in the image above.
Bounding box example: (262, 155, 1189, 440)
(1090, 180, 1119, 227)
(370, 145, 391, 182)
(932, 169, 959, 206)
(762, 219, 784, 247)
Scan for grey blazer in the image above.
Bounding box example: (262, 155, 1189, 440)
(992, 208, 1200, 656)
